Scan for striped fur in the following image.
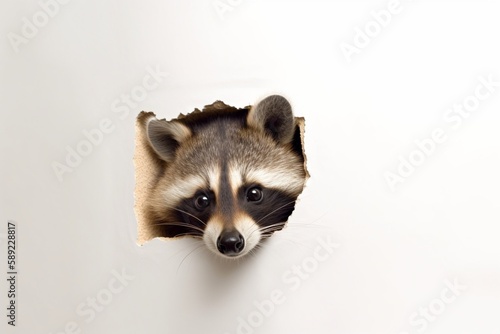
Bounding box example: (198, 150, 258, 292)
(143, 95, 307, 259)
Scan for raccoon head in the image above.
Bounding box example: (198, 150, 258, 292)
(144, 95, 306, 259)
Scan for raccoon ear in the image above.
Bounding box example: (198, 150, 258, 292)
(247, 95, 295, 144)
(146, 118, 192, 162)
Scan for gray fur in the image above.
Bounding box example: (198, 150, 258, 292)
(247, 95, 295, 144)
(146, 118, 191, 163)
(141, 95, 307, 258)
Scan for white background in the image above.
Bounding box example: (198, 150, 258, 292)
(1, 0, 500, 333)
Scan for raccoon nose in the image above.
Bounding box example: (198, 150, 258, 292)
(217, 230, 245, 256)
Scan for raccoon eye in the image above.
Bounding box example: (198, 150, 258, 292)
(246, 187, 263, 203)
(194, 194, 210, 210)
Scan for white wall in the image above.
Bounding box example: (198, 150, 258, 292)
(1, 1, 499, 333)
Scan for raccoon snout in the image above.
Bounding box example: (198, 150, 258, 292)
(216, 230, 245, 256)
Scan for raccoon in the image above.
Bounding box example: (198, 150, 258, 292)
(141, 95, 307, 259)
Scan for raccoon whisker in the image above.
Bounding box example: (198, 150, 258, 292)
(254, 222, 290, 237)
(266, 212, 331, 232)
(259, 222, 288, 231)
(152, 222, 205, 234)
(256, 234, 316, 252)
(255, 199, 297, 225)
(247, 242, 267, 260)
(166, 232, 204, 239)
(247, 243, 263, 259)
(260, 231, 283, 239)
(261, 228, 282, 234)
(248, 242, 285, 263)
(249, 208, 327, 243)
(153, 226, 204, 235)
(153, 221, 204, 229)
(169, 208, 208, 226)
(165, 239, 204, 262)
(259, 221, 329, 236)
(247, 222, 283, 240)
(176, 243, 205, 274)
(259, 229, 283, 238)
(288, 211, 329, 227)
(247, 226, 265, 240)
(246, 199, 298, 239)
